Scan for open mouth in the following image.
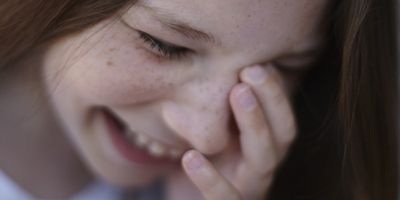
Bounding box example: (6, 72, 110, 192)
(100, 107, 184, 165)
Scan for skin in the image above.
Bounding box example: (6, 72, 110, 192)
(0, 0, 329, 199)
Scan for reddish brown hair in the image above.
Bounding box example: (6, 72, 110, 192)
(337, 0, 398, 199)
(0, 0, 134, 69)
(0, 0, 398, 199)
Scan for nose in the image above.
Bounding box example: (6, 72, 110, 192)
(162, 75, 238, 155)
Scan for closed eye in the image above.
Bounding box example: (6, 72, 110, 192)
(138, 31, 192, 60)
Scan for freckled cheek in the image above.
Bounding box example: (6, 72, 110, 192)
(71, 46, 175, 105)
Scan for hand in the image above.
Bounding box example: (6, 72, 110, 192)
(181, 65, 297, 200)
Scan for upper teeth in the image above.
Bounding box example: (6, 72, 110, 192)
(124, 128, 183, 160)
(148, 142, 166, 157)
(134, 133, 150, 148)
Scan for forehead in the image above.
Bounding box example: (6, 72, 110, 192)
(131, 0, 329, 61)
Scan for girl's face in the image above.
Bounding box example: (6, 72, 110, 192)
(42, 0, 328, 187)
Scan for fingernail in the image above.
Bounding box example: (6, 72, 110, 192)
(185, 150, 204, 171)
(236, 85, 256, 111)
(245, 65, 268, 85)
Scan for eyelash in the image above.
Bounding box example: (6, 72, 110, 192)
(137, 31, 313, 74)
(138, 31, 191, 60)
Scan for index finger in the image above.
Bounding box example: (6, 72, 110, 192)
(182, 150, 242, 200)
(240, 65, 297, 157)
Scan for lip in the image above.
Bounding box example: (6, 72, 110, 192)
(101, 108, 179, 166)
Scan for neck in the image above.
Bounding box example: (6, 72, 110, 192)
(0, 51, 93, 199)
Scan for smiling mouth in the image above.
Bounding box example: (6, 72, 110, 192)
(101, 107, 185, 164)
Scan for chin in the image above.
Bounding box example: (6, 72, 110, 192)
(95, 167, 161, 188)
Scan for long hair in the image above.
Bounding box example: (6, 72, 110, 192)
(0, 0, 397, 199)
(337, 0, 398, 199)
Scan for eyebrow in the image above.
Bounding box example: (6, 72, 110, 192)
(137, 3, 220, 46)
(134, 2, 324, 59)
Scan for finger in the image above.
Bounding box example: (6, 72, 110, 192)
(229, 84, 278, 175)
(182, 150, 241, 200)
(229, 84, 277, 197)
(235, 162, 273, 200)
(240, 65, 297, 158)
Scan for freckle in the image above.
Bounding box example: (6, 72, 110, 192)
(247, 14, 251, 18)
(109, 48, 116, 52)
(106, 61, 113, 66)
